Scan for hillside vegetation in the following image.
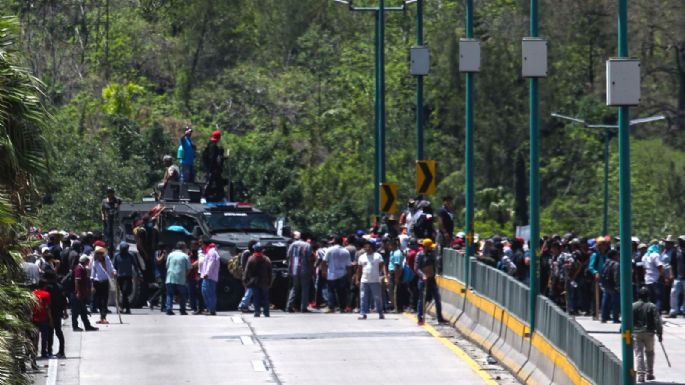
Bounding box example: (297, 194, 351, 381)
(1, 0, 684, 239)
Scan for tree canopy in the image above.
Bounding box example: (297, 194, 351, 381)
(0, 0, 683, 239)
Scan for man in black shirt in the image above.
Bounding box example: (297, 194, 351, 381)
(202, 130, 226, 201)
(101, 187, 122, 252)
(436, 196, 454, 250)
(667, 236, 685, 318)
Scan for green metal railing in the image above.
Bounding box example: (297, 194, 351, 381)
(441, 248, 621, 385)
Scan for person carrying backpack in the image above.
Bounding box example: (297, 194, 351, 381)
(600, 249, 621, 323)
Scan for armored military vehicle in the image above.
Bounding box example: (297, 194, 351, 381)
(118, 199, 290, 310)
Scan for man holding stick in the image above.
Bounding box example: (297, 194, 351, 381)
(633, 286, 663, 383)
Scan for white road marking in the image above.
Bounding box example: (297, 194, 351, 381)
(240, 335, 254, 345)
(232, 316, 244, 324)
(46, 358, 58, 385)
(251, 360, 267, 372)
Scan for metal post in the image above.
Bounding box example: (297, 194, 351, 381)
(374, 10, 381, 218)
(415, 0, 424, 161)
(528, 0, 540, 334)
(379, 0, 386, 186)
(464, 0, 474, 288)
(603, 130, 609, 236)
(617, 0, 634, 383)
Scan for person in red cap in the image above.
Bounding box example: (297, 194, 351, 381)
(202, 130, 227, 201)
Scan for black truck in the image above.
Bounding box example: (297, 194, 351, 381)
(118, 200, 291, 310)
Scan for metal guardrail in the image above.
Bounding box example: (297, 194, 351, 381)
(440, 248, 621, 385)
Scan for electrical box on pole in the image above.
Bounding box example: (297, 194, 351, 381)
(606, 58, 640, 106)
(410, 46, 430, 76)
(522, 38, 548, 78)
(459, 39, 480, 73)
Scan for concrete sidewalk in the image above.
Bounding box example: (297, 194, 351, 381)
(575, 315, 685, 384)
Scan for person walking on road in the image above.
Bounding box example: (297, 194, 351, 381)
(633, 286, 663, 383)
(91, 246, 116, 325)
(199, 237, 220, 315)
(73, 255, 97, 332)
(286, 234, 314, 313)
(415, 239, 446, 325)
(243, 243, 272, 318)
(356, 240, 388, 320)
(238, 240, 257, 312)
(322, 236, 351, 313)
(165, 242, 192, 315)
(113, 242, 141, 314)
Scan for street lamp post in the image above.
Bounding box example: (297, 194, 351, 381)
(464, 0, 475, 288)
(333, 0, 408, 218)
(528, 0, 541, 334)
(550, 113, 664, 237)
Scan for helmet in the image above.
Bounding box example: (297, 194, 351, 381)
(253, 242, 264, 252)
(422, 239, 434, 249)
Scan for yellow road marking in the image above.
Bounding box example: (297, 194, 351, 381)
(404, 314, 499, 385)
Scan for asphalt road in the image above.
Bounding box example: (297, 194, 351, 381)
(30, 307, 506, 385)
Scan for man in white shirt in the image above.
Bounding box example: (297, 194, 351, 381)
(642, 243, 665, 312)
(355, 240, 388, 320)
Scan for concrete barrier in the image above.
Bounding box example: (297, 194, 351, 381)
(430, 275, 596, 385)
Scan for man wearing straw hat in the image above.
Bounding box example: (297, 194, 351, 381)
(91, 246, 116, 324)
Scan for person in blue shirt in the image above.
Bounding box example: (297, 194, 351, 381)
(588, 236, 610, 319)
(178, 127, 195, 183)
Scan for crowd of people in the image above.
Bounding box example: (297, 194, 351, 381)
(21, 166, 677, 382)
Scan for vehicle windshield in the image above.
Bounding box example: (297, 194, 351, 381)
(205, 211, 276, 233)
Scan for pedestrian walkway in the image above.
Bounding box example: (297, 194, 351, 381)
(575, 315, 685, 384)
(32, 309, 510, 385)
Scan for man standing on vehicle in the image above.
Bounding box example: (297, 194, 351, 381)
(101, 187, 122, 253)
(633, 286, 663, 383)
(113, 241, 141, 314)
(178, 127, 195, 183)
(165, 242, 192, 315)
(199, 236, 220, 315)
(286, 233, 313, 313)
(202, 130, 226, 201)
(323, 236, 351, 313)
